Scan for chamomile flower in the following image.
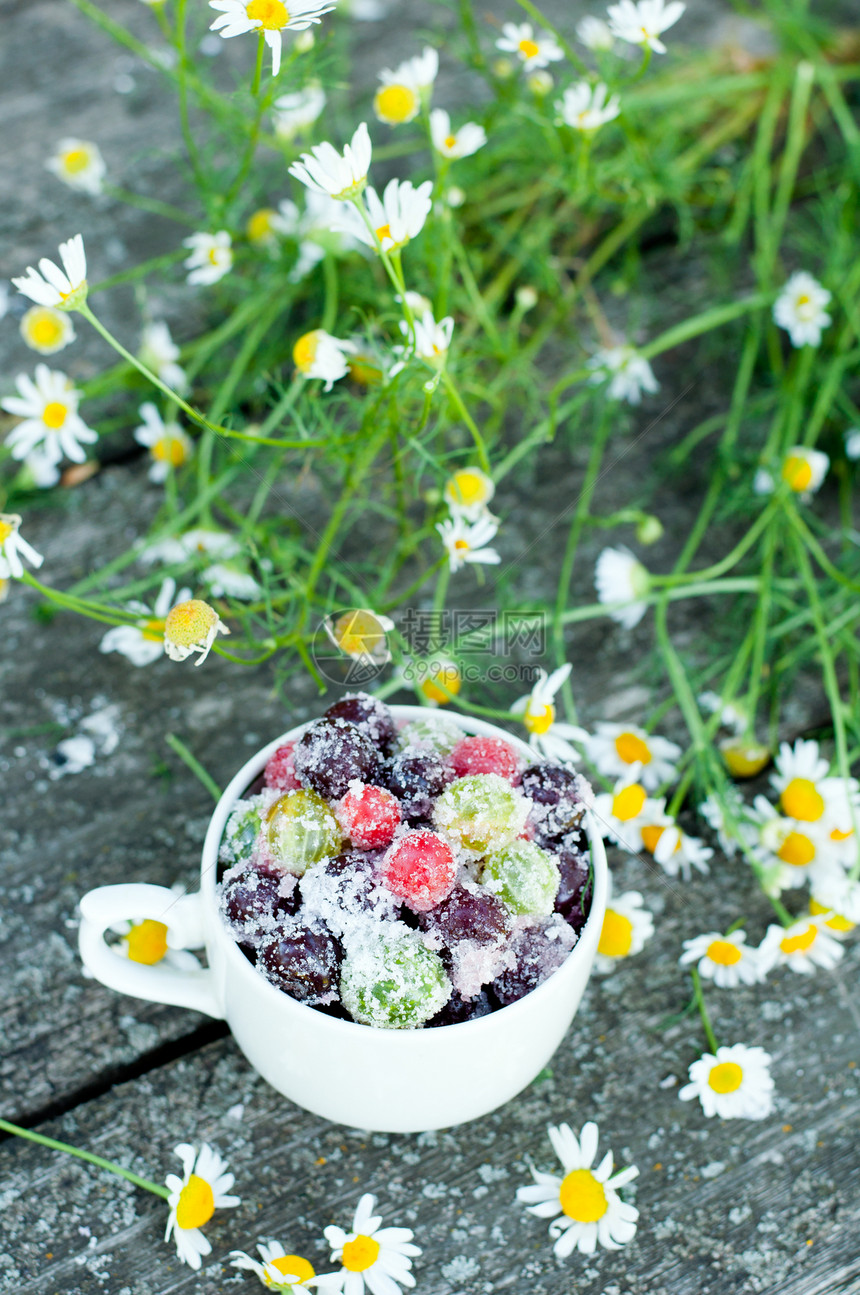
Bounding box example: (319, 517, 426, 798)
(429, 109, 487, 159)
(511, 664, 589, 762)
(19, 305, 76, 355)
(697, 690, 747, 736)
(140, 528, 241, 565)
(100, 577, 193, 667)
(347, 178, 434, 253)
(231, 1240, 323, 1290)
(183, 231, 233, 286)
(272, 83, 327, 138)
(399, 657, 462, 706)
(576, 15, 615, 50)
(679, 930, 765, 987)
(46, 138, 106, 194)
(208, 0, 335, 77)
(443, 466, 495, 521)
(12, 233, 88, 311)
(2, 365, 97, 466)
(496, 22, 564, 70)
(754, 447, 830, 499)
(679, 1044, 774, 1120)
(773, 271, 832, 348)
(758, 916, 844, 976)
(410, 310, 454, 366)
(164, 598, 230, 665)
(592, 771, 652, 852)
(584, 721, 680, 791)
(517, 1122, 638, 1257)
(203, 564, 263, 600)
(810, 872, 860, 933)
(0, 514, 44, 580)
(770, 738, 859, 836)
(594, 886, 654, 972)
(134, 403, 193, 482)
(293, 329, 356, 389)
(587, 345, 658, 404)
(23, 448, 62, 489)
(437, 513, 501, 573)
(164, 1143, 240, 1269)
(276, 191, 362, 280)
(639, 813, 713, 880)
(373, 48, 438, 125)
(118, 917, 201, 970)
(289, 122, 372, 200)
(140, 320, 188, 394)
(557, 81, 621, 131)
(594, 546, 651, 629)
(607, 0, 686, 53)
(324, 608, 394, 667)
(323, 1193, 420, 1295)
(748, 795, 838, 893)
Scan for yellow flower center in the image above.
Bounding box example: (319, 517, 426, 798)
(0, 519, 15, 544)
(293, 330, 320, 373)
(375, 222, 392, 243)
(640, 824, 665, 854)
(447, 469, 491, 508)
(126, 919, 169, 965)
(780, 924, 817, 955)
(247, 208, 276, 243)
(777, 830, 816, 867)
(246, 0, 289, 29)
(270, 1255, 315, 1284)
(518, 38, 540, 58)
(524, 701, 555, 736)
(374, 83, 419, 124)
(444, 134, 457, 150)
(558, 1169, 608, 1222)
(705, 939, 742, 966)
(152, 434, 189, 467)
(611, 783, 647, 822)
(62, 148, 91, 174)
(141, 617, 166, 642)
(341, 1235, 380, 1273)
(453, 538, 470, 551)
(809, 898, 855, 933)
(421, 664, 461, 704)
(780, 777, 824, 822)
(42, 401, 68, 429)
(165, 599, 217, 647)
(175, 1174, 215, 1230)
(598, 908, 633, 958)
(333, 609, 386, 658)
(796, 293, 810, 307)
(614, 731, 652, 765)
(781, 455, 813, 492)
(25, 309, 65, 349)
(720, 741, 771, 778)
(707, 1061, 743, 1094)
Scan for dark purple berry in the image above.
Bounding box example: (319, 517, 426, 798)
(521, 762, 587, 839)
(490, 921, 574, 1006)
(220, 864, 296, 940)
(420, 883, 510, 947)
(385, 751, 453, 821)
(426, 991, 493, 1027)
(554, 847, 590, 912)
(258, 922, 340, 1005)
(324, 693, 397, 754)
(294, 717, 380, 799)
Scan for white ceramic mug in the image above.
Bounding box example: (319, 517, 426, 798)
(78, 706, 607, 1132)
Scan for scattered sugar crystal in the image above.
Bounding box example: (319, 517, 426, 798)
(398, 716, 463, 757)
(300, 853, 397, 938)
(340, 922, 451, 1028)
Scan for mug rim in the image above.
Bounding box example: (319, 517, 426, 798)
(200, 704, 607, 1040)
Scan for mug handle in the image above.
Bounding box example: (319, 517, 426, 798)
(78, 884, 224, 1020)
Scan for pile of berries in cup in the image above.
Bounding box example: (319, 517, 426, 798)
(217, 694, 594, 1029)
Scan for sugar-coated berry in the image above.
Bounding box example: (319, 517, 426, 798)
(340, 783, 401, 849)
(264, 741, 301, 791)
(264, 788, 342, 876)
(450, 736, 520, 782)
(521, 762, 588, 839)
(490, 917, 576, 1006)
(221, 799, 263, 866)
(300, 850, 396, 937)
(554, 845, 591, 932)
(397, 717, 463, 758)
(385, 750, 453, 821)
(340, 925, 451, 1028)
(426, 990, 493, 1027)
(381, 830, 457, 912)
(433, 773, 529, 854)
(258, 922, 340, 1005)
(294, 717, 380, 800)
(419, 882, 510, 947)
(481, 840, 560, 916)
(220, 863, 296, 941)
(324, 693, 397, 754)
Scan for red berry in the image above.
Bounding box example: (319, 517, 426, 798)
(450, 736, 520, 782)
(382, 830, 456, 913)
(264, 741, 301, 791)
(340, 783, 401, 849)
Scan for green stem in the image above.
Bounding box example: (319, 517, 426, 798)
(441, 371, 491, 474)
(165, 734, 221, 801)
(690, 968, 719, 1054)
(0, 1119, 170, 1200)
